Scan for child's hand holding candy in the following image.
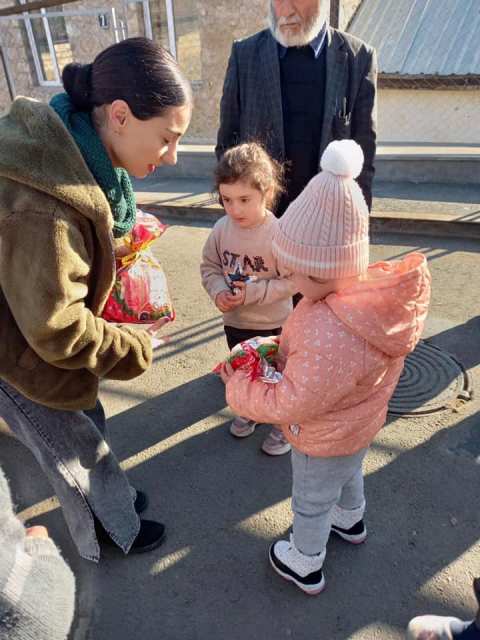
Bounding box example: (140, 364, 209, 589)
(214, 336, 281, 383)
(215, 290, 236, 312)
(229, 280, 247, 306)
(215, 283, 246, 312)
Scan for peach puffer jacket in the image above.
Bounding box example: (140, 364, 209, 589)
(226, 253, 431, 457)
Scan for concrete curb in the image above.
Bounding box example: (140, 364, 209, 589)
(140, 203, 480, 240)
(146, 143, 480, 184)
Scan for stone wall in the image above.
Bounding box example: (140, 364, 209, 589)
(64, 1, 119, 65)
(0, 55, 10, 109)
(0, 0, 146, 114)
(0, 0, 45, 113)
(182, 1, 268, 142)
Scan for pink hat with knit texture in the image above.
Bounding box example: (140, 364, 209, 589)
(272, 139, 369, 279)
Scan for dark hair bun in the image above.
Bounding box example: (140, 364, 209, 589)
(59, 39, 191, 119)
(62, 62, 93, 111)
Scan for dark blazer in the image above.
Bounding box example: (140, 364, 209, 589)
(216, 26, 377, 210)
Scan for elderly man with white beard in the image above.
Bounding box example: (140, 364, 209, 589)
(216, 0, 377, 215)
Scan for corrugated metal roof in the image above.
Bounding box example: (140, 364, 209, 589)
(348, 0, 480, 76)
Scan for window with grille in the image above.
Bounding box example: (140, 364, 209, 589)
(17, 0, 201, 88)
(21, 2, 73, 86)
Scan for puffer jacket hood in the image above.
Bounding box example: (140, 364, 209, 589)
(0, 97, 111, 230)
(226, 252, 432, 457)
(327, 253, 431, 358)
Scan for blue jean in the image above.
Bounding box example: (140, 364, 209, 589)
(291, 447, 367, 556)
(0, 378, 139, 562)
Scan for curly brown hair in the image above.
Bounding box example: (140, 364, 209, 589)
(214, 142, 284, 209)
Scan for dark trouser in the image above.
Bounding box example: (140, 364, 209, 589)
(224, 326, 282, 352)
(292, 293, 303, 307)
(0, 378, 139, 562)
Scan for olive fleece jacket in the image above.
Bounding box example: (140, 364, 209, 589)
(0, 98, 152, 410)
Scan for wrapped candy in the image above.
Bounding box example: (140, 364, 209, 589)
(225, 264, 257, 293)
(102, 210, 175, 324)
(213, 336, 283, 383)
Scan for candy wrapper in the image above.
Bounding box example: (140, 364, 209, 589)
(213, 336, 283, 384)
(102, 210, 175, 324)
(225, 264, 257, 293)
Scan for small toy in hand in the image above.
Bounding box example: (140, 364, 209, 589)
(213, 336, 282, 383)
(225, 264, 257, 294)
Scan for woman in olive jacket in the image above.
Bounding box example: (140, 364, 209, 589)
(0, 38, 192, 562)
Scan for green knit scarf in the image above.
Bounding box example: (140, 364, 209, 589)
(50, 93, 136, 238)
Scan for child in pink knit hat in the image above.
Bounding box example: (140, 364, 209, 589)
(221, 139, 431, 595)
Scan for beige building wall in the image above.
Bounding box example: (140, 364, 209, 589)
(338, 0, 363, 30)
(175, 1, 268, 142)
(2, 1, 478, 145)
(378, 89, 480, 144)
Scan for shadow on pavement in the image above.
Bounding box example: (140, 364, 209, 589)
(2, 373, 477, 640)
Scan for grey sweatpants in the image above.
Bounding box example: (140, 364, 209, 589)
(0, 378, 140, 562)
(291, 446, 367, 556)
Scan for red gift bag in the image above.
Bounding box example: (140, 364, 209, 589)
(102, 211, 175, 324)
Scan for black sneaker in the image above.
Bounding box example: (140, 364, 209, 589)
(331, 519, 367, 544)
(269, 535, 326, 595)
(128, 520, 166, 554)
(133, 490, 148, 514)
(454, 622, 480, 639)
(96, 518, 166, 554)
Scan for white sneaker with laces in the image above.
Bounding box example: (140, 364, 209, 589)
(269, 534, 326, 595)
(331, 501, 367, 544)
(229, 416, 257, 438)
(261, 427, 291, 456)
(407, 616, 475, 639)
(407, 577, 480, 639)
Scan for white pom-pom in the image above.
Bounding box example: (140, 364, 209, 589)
(320, 140, 364, 179)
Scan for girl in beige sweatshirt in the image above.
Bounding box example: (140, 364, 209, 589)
(201, 143, 296, 455)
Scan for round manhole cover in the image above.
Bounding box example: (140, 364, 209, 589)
(388, 341, 472, 416)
